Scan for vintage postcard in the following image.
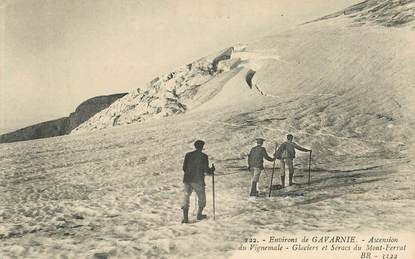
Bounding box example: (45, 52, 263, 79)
(1, 0, 414, 258)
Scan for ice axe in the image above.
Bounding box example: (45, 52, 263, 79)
(211, 163, 216, 220)
(308, 150, 312, 185)
(268, 142, 278, 197)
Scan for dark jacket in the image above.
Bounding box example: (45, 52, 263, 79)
(248, 146, 274, 170)
(183, 150, 210, 185)
(275, 141, 308, 159)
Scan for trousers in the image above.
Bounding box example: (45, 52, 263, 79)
(182, 182, 206, 209)
(280, 158, 294, 177)
(250, 167, 263, 192)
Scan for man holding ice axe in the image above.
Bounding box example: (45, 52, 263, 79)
(275, 134, 312, 187)
(181, 140, 215, 223)
(247, 138, 276, 197)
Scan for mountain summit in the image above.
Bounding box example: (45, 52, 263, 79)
(72, 0, 415, 161)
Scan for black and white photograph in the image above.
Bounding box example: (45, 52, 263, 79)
(1, 0, 414, 258)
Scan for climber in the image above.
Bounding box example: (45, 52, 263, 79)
(275, 134, 311, 187)
(247, 138, 276, 196)
(181, 140, 215, 223)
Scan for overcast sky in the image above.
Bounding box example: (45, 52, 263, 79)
(0, 0, 359, 133)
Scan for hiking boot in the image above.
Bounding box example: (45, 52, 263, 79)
(257, 191, 266, 197)
(197, 214, 208, 220)
(196, 207, 207, 220)
(249, 181, 257, 197)
(288, 174, 294, 186)
(181, 207, 189, 224)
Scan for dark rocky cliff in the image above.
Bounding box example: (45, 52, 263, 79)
(0, 93, 127, 143)
(0, 117, 69, 143)
(67, 93, 127, 132)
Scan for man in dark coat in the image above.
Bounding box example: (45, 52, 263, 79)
(275, 134, 311, 187)
(247, 138, 276, 196)
(181, 140, 215, 223)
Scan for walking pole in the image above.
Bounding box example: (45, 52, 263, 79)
(268, 143, 278, 197)
(212, 163, 216, 220)
(308, 151, 312, 185)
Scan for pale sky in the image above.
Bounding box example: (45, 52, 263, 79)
(0, 0, 359, 133)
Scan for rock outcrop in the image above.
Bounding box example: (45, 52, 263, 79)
(0, 118, 69, 143)
(308, 0, 415, 27)
(67, 93, 127, 132)
(71, 47, 245, 133)
(0, 93, 127, 143)
(71, 45, 283, 134)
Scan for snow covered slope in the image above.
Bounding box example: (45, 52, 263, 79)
(71, 46, 278, 133)
(72, 0, 415, 152)
(1, 1, 415, 258)
(71, 47, 234, 132)
(309, 0, 415, 27)
(72, 3, 415, 166)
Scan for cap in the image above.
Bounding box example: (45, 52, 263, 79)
(256, 138, 265, 143)
(194, 140, 205, 149)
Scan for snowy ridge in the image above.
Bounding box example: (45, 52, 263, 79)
(71, 47, 235, 133)
(307, 0, 415, 27)
(72, 20, 415, 163)
(71, 45, 278, 133)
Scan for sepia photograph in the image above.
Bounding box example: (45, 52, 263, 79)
(1, 0, 414, 258)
